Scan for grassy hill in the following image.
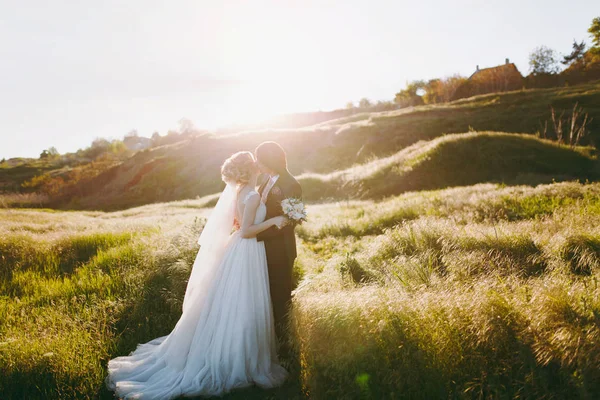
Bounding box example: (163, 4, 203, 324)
(2, 81, 600, 210)
(2, 181, 600, 398)
(299, 132, 599, 200)
(0, 157, 70, 192)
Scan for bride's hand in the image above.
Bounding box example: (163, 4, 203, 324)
(273, 216, 289, 229)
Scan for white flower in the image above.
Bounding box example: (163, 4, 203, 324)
(280, 197, 307, 223)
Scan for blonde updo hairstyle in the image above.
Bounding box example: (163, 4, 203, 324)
(221, 151, 258, 186)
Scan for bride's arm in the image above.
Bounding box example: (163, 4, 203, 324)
(239, 194, 286, 239)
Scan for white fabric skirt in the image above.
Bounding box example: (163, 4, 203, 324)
(105, 232, 288, 399)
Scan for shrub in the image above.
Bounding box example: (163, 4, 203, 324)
(559, 234, 600, 275)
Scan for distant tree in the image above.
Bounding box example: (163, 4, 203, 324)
(178, 118, 196, 134)
(358, 98, 372, 108)
(373, 100, 396, 111)
(91, 138, 110, 149)
(159, 130, 184, 146)
(589, 17, 600, 47)
(109, 139, 128, 155)
(561, 18, 600, 85)
(85, 138, 111, 160)
(394, 80, 426, 107)
(441, 75, 469, 102)
(529, 46, 560, 75)
(423, 79, 442, 104)
(125, 129, 139, 138)
(0, 158, 5, 164)
(562, 40, 586, 66)
(345, 101, 354, 109)
(40, 147, 59, 160)
(422, 75, 469, 104)
(589, 17, 600, 56)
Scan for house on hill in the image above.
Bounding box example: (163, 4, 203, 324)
(467, 58, 524, 95)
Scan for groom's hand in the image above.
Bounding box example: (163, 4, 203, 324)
(257, 214, 289, 241)
(274, 216, 289, 229)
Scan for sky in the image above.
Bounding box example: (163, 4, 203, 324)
(0, 0, 598, 159)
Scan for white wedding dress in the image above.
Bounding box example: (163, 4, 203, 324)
(105, 186, 288, 399)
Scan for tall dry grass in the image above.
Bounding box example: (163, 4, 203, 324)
(1, 181, 600, 398)
(291, 181, 600, 398)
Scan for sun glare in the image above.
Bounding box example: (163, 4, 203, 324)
(216, 77, 321, 127)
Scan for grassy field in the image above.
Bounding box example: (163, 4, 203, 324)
(2, 180, 600, 399)
(2, 83, 600, 398)
(293, 181, 600, 399)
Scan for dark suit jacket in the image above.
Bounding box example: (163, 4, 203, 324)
(257, 171, 302, 332)
(256, 171, 302, 256)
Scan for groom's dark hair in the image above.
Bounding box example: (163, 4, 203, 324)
(255, 141, 288, 175)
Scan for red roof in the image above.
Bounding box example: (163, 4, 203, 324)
(469, 63, 523, 80)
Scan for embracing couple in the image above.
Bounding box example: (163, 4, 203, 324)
(106, 141, 302, 399)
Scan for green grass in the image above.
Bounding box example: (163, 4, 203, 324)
(292, 182, 600, 399)
(298, 132, 599, 202)
(559, 234, 600, 275)
(0, 208, 205, 399)
(291, 279, 600, 399)
(2, 181, 600, 398)
(297, 181, 600, 240)
(2, 77, 600, 399)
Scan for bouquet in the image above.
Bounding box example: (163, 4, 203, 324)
(281, 197, 308, 225)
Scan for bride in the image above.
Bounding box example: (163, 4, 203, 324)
(105, 151, 289, 399)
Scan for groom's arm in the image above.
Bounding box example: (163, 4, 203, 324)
(256, 180, 302, 242)
(256, 184, 288, 242)
(256, 224, 293, 242)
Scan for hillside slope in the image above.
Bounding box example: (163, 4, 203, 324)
(52, 131, 599, 210)
(4, 81, 600, 210)
(299, 132, 599, 200)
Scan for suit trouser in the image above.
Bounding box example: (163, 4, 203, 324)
(264, 237, 294, 351)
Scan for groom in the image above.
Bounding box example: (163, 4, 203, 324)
(255, 141, 302, 350)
